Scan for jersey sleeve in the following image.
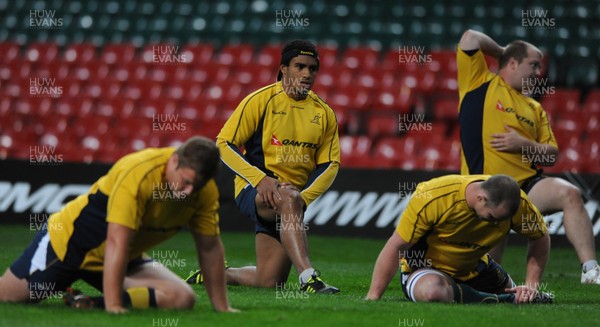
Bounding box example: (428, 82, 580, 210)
(534, 103, 559, 148)
(510, 192, 547, 240)
(188, 179, 221, 236)
(216, 92, 267, 188)
(300, 106, 341, 206)
(395, 183, 436, 244)
(457, 46, 493, 102)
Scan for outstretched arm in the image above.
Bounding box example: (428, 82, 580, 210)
(103, 222, 135, 314)
(193, 233, 237, 312)
(366, 232, 411, 300)
(459, 29, 505, 59)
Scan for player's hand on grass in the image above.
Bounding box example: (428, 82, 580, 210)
(505, 285, 538, 304)
(256, 176, 282, 210)
(106, 305, 128, 314)
(490, 125, 530, 153)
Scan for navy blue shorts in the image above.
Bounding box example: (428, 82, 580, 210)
(235, 184, 279, 239)
(521, 175, 546, 194)
(10, 224, 154, 302)
(401, 254, 513, 301)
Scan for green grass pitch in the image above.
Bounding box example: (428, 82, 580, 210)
(0, 225, 599, 327)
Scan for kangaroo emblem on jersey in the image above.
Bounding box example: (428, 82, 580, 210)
(310, 114, 321, 125)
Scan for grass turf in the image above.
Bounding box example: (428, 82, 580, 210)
(0, 224, 599, 327)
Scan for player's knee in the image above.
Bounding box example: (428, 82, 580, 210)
(560, 184, 583, 205)
(279, 188, 304, 211)
(414, 275, 453, 303)
(255, 276, 286, 288)
(164, 284, 195, 309)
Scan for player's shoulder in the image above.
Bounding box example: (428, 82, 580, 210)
(242, 82, 280, 103)
(308, 91, 336, 115)
(111, 147, 173, 176)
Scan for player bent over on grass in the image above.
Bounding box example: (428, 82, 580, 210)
(186, 40, 340, 293)
(457, 29, 600, 284)
(0, 136, 237, 313)
(367, 174, 553, 304)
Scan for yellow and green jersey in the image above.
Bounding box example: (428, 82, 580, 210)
(457, 46, 558, 185)
(397, 175, 546, 281)
(47, 147, 220, 271)
(217, 81, 340, 206)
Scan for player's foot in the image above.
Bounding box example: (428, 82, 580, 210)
(581, 264, 600, 284)
(63, 287, 96, 309)
(531, 291, 554, 304)
(185, 260, 229, 285)
(300, 270, 340, 294)
(185, 270, 203, 284)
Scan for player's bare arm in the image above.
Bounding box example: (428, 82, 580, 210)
(103, 222, 135, 314)
(459, 29, 505, 58)
(505, 232, 550, 303)
(490, 125, 559, 157)
(366, 232, 410, 300)
(193, 233, 238, 312)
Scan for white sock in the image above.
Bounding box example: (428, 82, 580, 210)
(299, 268, 316, 284)
(582, 260, 598, 273)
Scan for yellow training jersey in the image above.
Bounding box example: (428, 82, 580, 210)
(396, 175, 546, 281)
(47, 147, 220, 271)
(457, 46, 558, 185)
(217, 81, 340, 206)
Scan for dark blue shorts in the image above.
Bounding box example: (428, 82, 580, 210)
(401, 254, 513, 301)
(10, 224, 154, 302)
(235, 184, 279, 239)
(521, 175, 546, 194)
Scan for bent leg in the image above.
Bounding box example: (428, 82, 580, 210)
(527, 177, 596, 263)
(0, 269, 31, 303)
(256, 187, 312, 274)
(122, 262, 195, 309)
(226, 233, 292, 287)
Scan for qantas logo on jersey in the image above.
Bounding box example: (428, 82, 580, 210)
(271, 134, 283, 146)
(270, 134, 317, 149)
(495, 100, 506, 112)
(494, 100, 534, 127)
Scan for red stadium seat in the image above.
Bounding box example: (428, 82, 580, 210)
(25, 42, 59, 64)
(256, 44, 281, 69)
(3, 60, 33, 81)
(582, 90, 600, 117)
(433, 97, 459, 120)
(540, 89, 581, 120)
(372, 84, 414, 113)
(138, 98, 178, 119)
(181, 43, 215, 67)
(101, 43, 136, 65)
(215, 44, 254, 68)
(97, 98, 137, 119)
(429, 50, 457, 78)
(341, 47, 380, 71)
(63, 43, 97, 65)
(339, 135, 371, 162)
(316, 46, 338, 70)
(367, 114, 399, 139)
(111, 62, 147, 82)
(399, 69, 436, 94)
(145, 64, 187, 84)
(0, 42, 20, 64)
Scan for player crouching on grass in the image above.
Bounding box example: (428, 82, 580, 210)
(186, 40, 340, 293)
(367, 174, 553, 304)
(0, 136, 237, 313)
